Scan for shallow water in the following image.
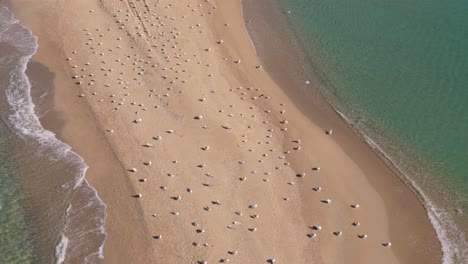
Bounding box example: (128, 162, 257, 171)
(0, 129, 37, 264)
(0, 6, 106, 263)
(266, 0, 468, 262)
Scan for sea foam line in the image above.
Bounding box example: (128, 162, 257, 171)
(238, 0, 464, 261)
(335, 109, 466, 264)
(54, 235, 69, 264)
(1, 6, 107, 263)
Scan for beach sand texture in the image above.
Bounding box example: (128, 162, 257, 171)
(9, 0, 441, 263)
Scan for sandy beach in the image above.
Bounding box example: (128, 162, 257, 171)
(8, 0, 441, 263)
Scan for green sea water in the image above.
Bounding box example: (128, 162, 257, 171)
(1, 6, 107, 263)
(275, 0, 468, 262)
(0, 129, 37, 264)
(280, 0, 468, 190)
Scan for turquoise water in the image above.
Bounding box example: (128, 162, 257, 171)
(276, 0, 468, 262)
(281, 0, 468, 189)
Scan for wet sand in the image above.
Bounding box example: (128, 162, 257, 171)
(9, 0, 441, 263)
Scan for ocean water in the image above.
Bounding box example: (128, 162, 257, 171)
(271, 0, 468, 263)
(0, 6, 106, 263)
(0, 129, 37, 263)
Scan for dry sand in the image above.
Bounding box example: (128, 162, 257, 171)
(10, 0, 441, 263)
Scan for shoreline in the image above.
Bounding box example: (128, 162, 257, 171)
(0, 4, 107, 263)
(241, 0, 444, 260)
(241, 1, 464, 262)
(8, 0, 441, 263)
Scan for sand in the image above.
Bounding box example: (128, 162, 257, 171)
(9, 0, 441, 263)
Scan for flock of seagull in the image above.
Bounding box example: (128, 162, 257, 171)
(66, 0, 392, 262)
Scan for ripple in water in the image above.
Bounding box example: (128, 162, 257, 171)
(0, 6, 107, 263)
(269, 0, 468, 262)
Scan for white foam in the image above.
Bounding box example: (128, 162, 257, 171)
(54, 235, 69, 264)
(239, 0, 465, 261)
(335, 109, 467, 263)
(1, 6, 107, 263)
(0, 7, 37, 54)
